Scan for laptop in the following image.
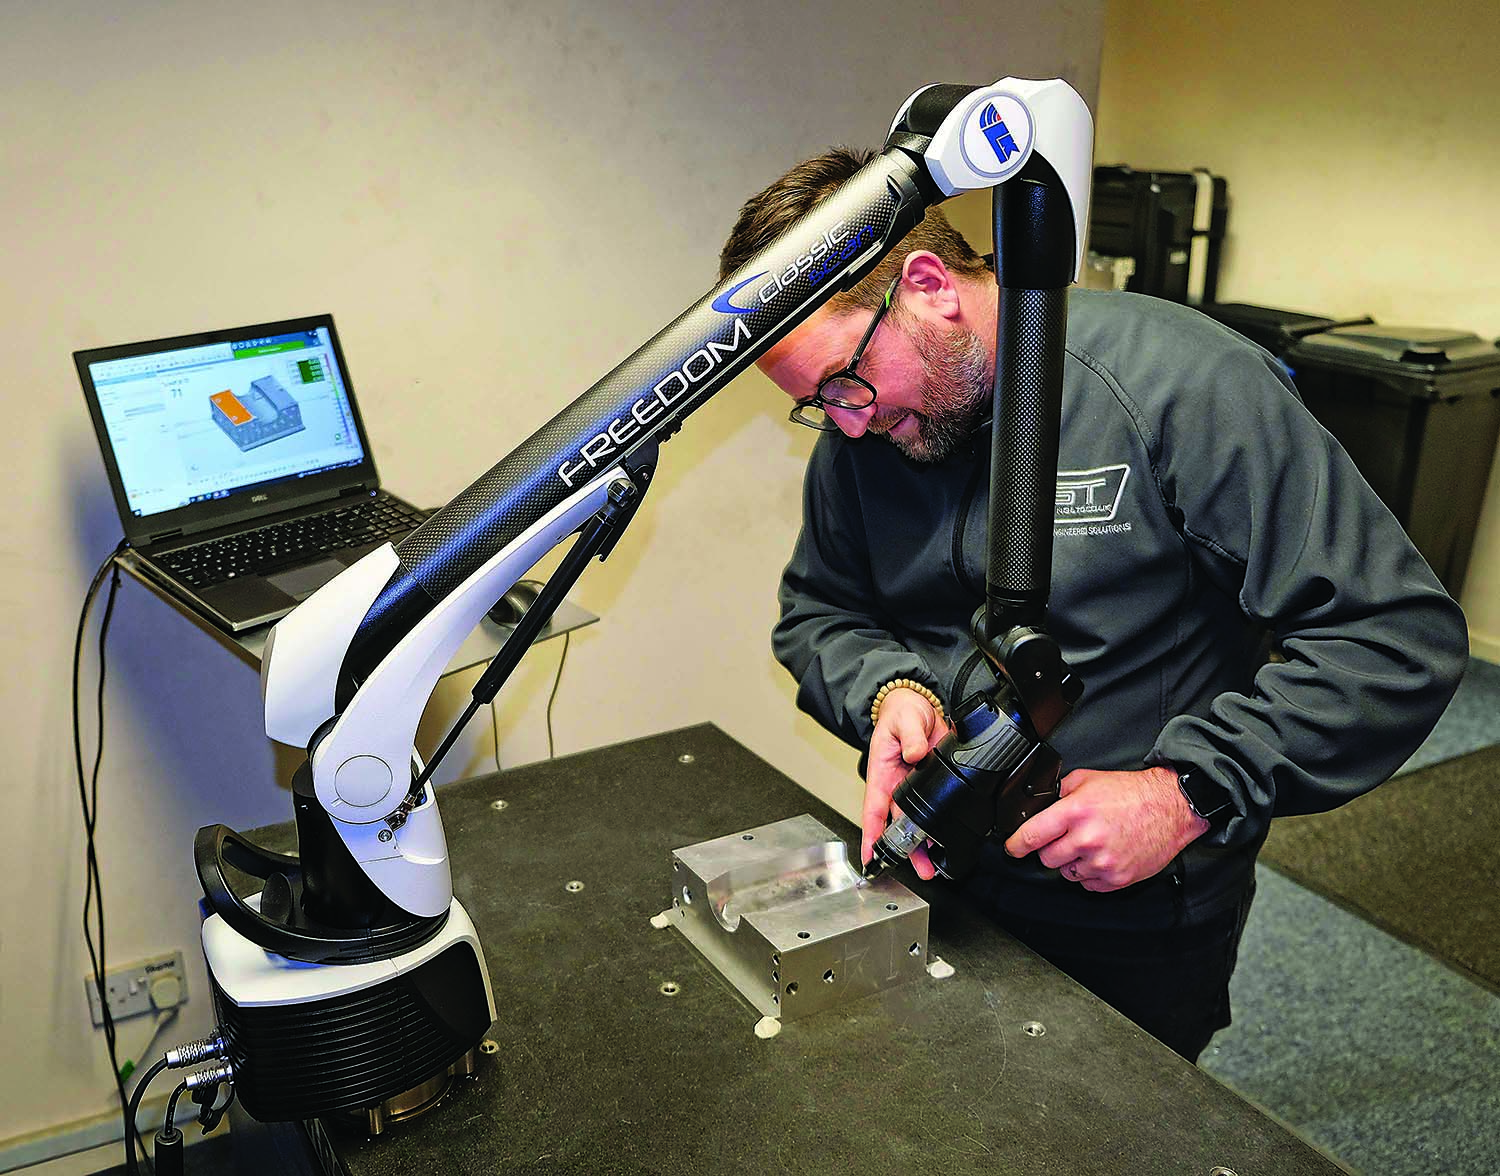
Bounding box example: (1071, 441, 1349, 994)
(76, 314, 428, 634)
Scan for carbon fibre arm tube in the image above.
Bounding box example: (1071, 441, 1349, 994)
(338, 148, 941, 693)
(983, 151, 1075, 634)
(335, 76, 1095, 698)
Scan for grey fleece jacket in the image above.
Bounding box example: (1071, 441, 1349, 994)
(773, 289, 1468, 929)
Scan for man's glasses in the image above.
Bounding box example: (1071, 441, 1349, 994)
(788, 273, 902, 431)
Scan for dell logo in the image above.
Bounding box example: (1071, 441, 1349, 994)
(251, 494, 269, 503)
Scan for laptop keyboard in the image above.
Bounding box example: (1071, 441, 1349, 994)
(157, 493, 428, 590)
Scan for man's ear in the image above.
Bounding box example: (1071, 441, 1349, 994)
(898, 251, 962, 321)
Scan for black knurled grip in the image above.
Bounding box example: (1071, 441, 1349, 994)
(987, 286, 1067, 617)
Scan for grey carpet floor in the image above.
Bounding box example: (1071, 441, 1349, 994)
(1203, 866, 1500, 1176)
(1201, 656, 1500, 1176)
(1259, 743, 1500, 990)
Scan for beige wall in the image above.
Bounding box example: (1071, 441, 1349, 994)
(0, 0, 1103, 1152)
(1095, 0, 1500, 659)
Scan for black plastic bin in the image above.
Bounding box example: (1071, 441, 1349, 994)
(1283, 324, 1500, 595)
(1200, 302, 1372, 357)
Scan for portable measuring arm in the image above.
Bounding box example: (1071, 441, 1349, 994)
(190, 76, 1092, 1124)
(866, 90, 1095, 880)
(862, 112, 1093, 878)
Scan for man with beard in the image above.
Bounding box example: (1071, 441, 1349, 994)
(719, 148, 1468, 1062)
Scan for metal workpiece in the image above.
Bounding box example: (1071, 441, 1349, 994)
(669, 814, 929, 1022)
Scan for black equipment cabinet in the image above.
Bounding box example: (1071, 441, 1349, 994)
(1088, 166, 1228, 304)
(1283, 324, 1500, 595)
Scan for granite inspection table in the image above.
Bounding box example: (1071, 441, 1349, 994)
(231, 723, 1347, 1176)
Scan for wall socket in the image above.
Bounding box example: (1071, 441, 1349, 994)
(85, 951, 188, 1025)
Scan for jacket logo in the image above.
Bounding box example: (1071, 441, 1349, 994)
(1055, 464, 1130, 524)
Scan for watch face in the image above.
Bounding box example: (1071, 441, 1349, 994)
(1181, 770, 1231, 819)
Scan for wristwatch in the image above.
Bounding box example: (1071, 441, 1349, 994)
(1174, 767, 1233, 830)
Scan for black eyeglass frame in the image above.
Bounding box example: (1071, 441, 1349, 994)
(788, 273, 903, 431)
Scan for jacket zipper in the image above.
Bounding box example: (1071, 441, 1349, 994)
(949, 459, 989, 706)
(951, 459, 986, 599)
(951, 647, 985, 708)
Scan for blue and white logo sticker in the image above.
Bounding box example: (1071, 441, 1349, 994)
(960, 92, 1034, 181)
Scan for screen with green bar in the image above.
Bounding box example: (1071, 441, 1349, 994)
(233, 340, 307, 358)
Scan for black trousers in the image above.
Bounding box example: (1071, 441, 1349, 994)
(990, 880, 1257, 1063)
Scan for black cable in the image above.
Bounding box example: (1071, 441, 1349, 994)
(73, 542, 151, 1169)
(163, 1080, 189, 1134)
(546, 632, 570, 759)
(123, 1056, 168, 1176)
(163, 1079, 190, 1135)
(154, 1081, 188, 1176)
(490, 696, 502, 774)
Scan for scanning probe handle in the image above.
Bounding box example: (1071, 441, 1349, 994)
(862, 687, 1066, 879)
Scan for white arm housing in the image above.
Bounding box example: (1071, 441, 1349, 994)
(260, 468, 621, 917)
(894, 77, 1094, 282)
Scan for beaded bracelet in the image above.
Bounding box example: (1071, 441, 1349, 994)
(870, 678, 945, 728)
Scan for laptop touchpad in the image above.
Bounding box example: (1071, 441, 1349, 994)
(268, 559, 346, 602)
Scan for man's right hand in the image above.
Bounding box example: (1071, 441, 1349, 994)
(862, 688, 948, 880)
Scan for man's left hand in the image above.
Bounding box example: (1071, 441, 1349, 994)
(1003, 765, 1210, 891)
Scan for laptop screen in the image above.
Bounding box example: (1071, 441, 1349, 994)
(84, 323, 369, 520)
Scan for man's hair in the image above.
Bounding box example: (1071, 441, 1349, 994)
(718, 146, 990, 314)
